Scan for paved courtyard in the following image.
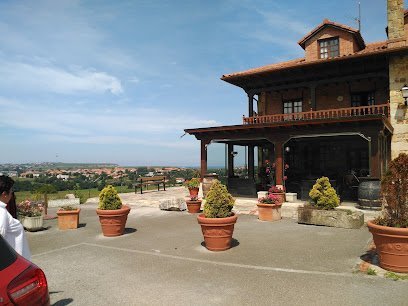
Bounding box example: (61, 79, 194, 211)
(27, 188, 407, 306)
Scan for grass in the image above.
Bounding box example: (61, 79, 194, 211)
(385, 271, 408, 281)
(366, 268, 377, 276)
(15, 184, 178, 204)
(15, 186, 134, 204)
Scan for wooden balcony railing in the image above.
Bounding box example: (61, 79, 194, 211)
(243, 103, 390, 125)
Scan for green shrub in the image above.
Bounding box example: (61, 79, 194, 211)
(309, 177, 340, 210)
(203, 180, 235, 218)
(375, 153, 408, 228)
(98, 185, 122, 210)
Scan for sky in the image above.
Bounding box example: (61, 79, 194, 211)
(0, 0, 391, 167)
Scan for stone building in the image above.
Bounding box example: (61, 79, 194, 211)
(185, 0, 408, 198)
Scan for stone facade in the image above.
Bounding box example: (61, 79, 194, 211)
(388, 0, 408, 158)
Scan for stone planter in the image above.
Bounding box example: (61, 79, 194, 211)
(257, 203, 282, 221)
(285, 193, 297, 202)
(57, 208, 80, 230)
(20, 215, 44, 231)
(297, 207, 364, 229)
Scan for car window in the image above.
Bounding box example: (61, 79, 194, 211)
(0, 235, 17, 270)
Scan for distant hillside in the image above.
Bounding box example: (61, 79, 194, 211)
(0, 162, 118, 170)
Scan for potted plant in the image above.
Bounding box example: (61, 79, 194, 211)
(17, 200, 44, 231)
(185, 196, 202, 213)
(367, 153, 408, 273)
(197, 180, 237, 251)
(96, 185, 131, 237)
(257, 193, 282, 221)
(57, 205, 80, 230)
(185, 178, 201, 198)
(269, 185, 285, 204)
(298, 177, 363, 229)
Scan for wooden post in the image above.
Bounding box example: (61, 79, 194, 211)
(227, 144, 234, 177)
(248, 93, 254, 117)
(310, 84, 316, 110)
(369, 134, 380, 178)
(275, 141, 284, 185)
(200, 140, 209, 179)
(248, 145, 255, 179)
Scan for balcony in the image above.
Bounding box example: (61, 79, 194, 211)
(243, 103, 390, 125)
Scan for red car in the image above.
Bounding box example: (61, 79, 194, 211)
(0, 235, 50, 306)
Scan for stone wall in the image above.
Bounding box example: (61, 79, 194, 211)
(48, 198, 80, 208)
(388, 0, 408, 158)
(389, 54, 408, 157)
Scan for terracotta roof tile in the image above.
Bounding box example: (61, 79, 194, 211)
(298, 18, 365, 49)
(222, 58, 305, 79)
(221, 40, 398, 81)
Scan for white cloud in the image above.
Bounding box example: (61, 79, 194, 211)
(0, 96, 218, 142)
(0, 61, 123, 95)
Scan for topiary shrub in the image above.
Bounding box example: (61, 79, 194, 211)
(309, 177, 340, 210)
(375, 153, 408, 228)
(98, 185, 122, 210)
(203, 180, 235, 218)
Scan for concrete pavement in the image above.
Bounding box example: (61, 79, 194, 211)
(26, 188, 407, 306)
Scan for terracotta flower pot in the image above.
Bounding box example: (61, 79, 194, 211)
(96, 205, 131, 237)
(257, 203, 282, 221)
(186, 199, 202, 213)
(197, 213, 237, 251)
(57, 208, 80, 230)
(271, 193, 285, 204)
(188, 188, 199, 198)
(367, 220, 408, 273)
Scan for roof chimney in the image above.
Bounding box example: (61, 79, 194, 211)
(387, 0, 406, 47)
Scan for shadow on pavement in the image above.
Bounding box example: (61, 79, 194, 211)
(52, 298, 74, 306)
(200, 238, 240, 249)
(124, 227, 137, 234)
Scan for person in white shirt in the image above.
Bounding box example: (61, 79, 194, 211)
(0, 175, 31, 260)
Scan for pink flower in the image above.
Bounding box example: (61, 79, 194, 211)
(283, 176, 288, 181)
(272, 163, 276, 168)
(284, 164, 289, 169)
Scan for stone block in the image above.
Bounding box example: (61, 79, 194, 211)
(297, 207, 364, 229)
(285, 193, 297, 202)
(159, 198, 186, 211)
(48, 198, 80, 208)
(257, 191, 268, 199)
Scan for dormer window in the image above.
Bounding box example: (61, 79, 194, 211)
(319, 37, 339, 59)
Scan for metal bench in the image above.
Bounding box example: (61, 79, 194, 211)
(134, 176, 166, 194)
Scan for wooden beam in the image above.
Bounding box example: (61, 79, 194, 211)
(247, 72, 388, 95)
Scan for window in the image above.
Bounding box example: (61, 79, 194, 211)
(283, 100, 303, 120)
(319, 37, 339, 59)
(284, 100, 303, 113)
(351, 92, 375, 107)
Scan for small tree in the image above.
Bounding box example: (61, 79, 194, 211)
(203, 180, 235, 218)
(309, 177, 340, 209)
(98, 185, 122, 210)
(376, 153, 408, 228)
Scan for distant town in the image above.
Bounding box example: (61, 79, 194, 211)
(0, 163, 233, 202)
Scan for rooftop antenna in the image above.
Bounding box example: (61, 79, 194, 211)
(354, 2, 361, 32)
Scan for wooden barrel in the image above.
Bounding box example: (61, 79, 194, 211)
(202, 174, 219, 198)
(358, 180, 381, 209)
